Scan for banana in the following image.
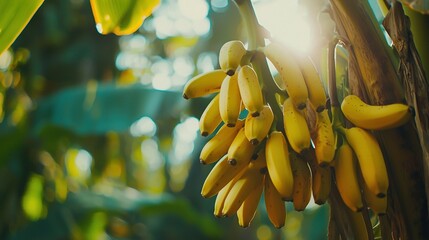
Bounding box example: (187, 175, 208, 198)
(298, 56, 327, 112)
(218, 40, 247, 76)
(311, 164, 332, 205)
(201, 154, 248, 198)
(290, 152, 312, 211)
(199, 94, 222, 137)
(264, 174, 286, 228)
(219, 73, 242, 127)
(283, 98, 311, 153)
(334, 140, 364, 212)
(200, 120, 244, 165)
(222, 154, 266, 217)
(346, 210, 370, 240)
(237, 181, 264, 228)
(237, 65, 264, 117)
(214, 168, 246, 217)
(312, 110, 336, 167)
(183, 69, 227, 99)
(261, 42, 308, 110)
(244, 105, 274, 145)
(363, 181, 387, 215)
(342, 127, 389, 198)
(227, 127, 255, 166)
(341, 94, 413, 130)
(265, 131, 294, 200)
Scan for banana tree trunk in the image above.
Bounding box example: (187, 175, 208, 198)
(328, 0, 429, 239)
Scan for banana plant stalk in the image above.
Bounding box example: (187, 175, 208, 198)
(330, 0, 429, 238)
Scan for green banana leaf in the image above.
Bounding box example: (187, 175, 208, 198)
(32, 83, 187, 135)
(0, 0, 44, 55)
(8, 191, 222, 240)
(90, 0, 160, 35)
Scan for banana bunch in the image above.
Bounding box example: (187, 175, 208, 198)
(185, 39, 397, 229)
(331, 126, 389, 215)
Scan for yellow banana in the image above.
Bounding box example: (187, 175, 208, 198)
(334, 141, 364, 212)
(265, 131, 294, 200)
(312, 110, 336, 167)
(363, 181, 387, 215)
(222, 154, 266, 217)
(244, 105, 274, 145)
(199, 94, 222, 137)
(341, 95, 413, 130)
(283, 98, 311, 153)
(214, 168, 246, 217)
(237, 181, 263, 228)
(342, 127, 389, 198)
(237, 65, 264, 117)
(227, 127, 255, 166)
(311, 164, 332, 205)
(200, 120, 244, 165)
(290, 152, 312, 211)
(264, 174, 286, 228)
(298, 56, 327, 112)
(183, 69, 226, 99)
(218, 40, 247, 76)
(219, 73, 242, 127)
(261, 42, 308, 110)
(346, 209, 370, 240)
(201, 154, 248, 198)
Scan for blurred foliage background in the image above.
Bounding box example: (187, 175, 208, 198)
(0, 0, 331, 239)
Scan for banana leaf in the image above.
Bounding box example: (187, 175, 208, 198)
(7, 191, 222, 240)
(0, 0, 44, 55)
(32, 83, 186, 136)
(90, 0, 160, 35)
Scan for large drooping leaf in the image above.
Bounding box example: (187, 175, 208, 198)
(90, 0, 160, 35)
(32, 83, 186, 135)
(0, 0, 44, 55)
(8, 190, 222, 240)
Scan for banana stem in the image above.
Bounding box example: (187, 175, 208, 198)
(233, 0, 284, 132)
(328, 38, 340, 108)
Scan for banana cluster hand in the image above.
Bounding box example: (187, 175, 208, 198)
(332, 125, 389, 215)
(183, 38, 399, 228)
(183, 39, 339, 228)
